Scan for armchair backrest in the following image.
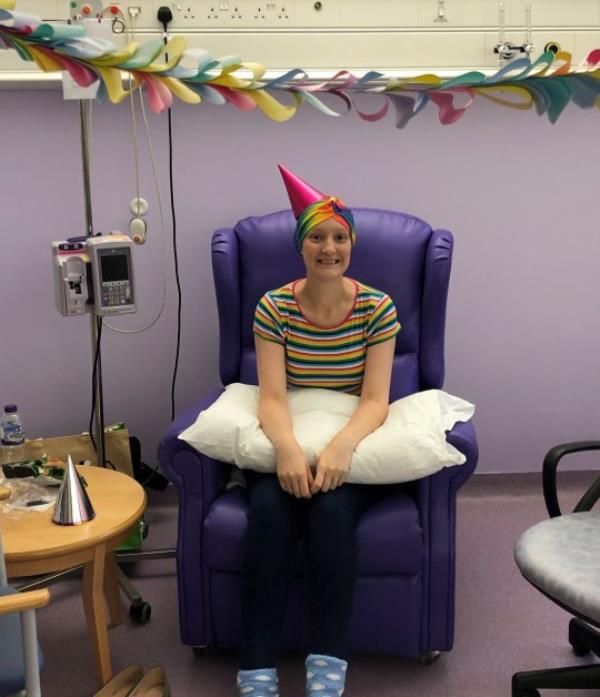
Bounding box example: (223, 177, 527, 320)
(212, 207, 453, 402)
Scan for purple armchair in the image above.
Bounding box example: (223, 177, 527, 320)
(158, 208, 478, 661)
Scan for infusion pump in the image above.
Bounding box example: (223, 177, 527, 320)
(52, 234, 136, 317)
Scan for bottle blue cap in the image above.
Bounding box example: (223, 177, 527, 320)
(4, 404, 17, 413)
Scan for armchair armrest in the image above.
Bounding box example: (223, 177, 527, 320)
(0, 586, 48, 697)
(157, 387, 227, 646)
(0, 588, 49, 615)
(445, 420, 479, 488)
(158, 387, 226, 510)
(411, 419, 478, 652)
(412, 419, 479, 508)
(542, 441, 600, 518)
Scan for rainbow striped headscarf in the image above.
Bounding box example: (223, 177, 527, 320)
(294, 197, 357, 253)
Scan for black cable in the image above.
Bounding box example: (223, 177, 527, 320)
(168, 108, 182, 424)
(97, 316, 106, 466)
(133, 6, 179, 490)
(138, 451, 163, 487)
(158, 9, 182, 424)
(89, 316, 102, 452)
(131, 115, 182, 486)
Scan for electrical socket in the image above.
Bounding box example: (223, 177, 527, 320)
(253, 2, 290, 22)
(152, 0, 292, 28)
(153, 1, 200, 27)
(183, 4, 197, 20)
(127, 5, 142, 19)
(205, 2, 243, 23)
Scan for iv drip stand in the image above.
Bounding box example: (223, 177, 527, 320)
(79, 99, 107, 469)
(17, 96, 174, 626)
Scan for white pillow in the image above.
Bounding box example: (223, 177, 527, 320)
(178, 383, 475, 485)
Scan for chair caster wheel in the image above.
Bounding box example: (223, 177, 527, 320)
(129, 600, 151, 624)
(569, 618, 591, 657)
(418, 651, 441, 666)
(570, 638, 591, 657)
(193, 645, 214, 657)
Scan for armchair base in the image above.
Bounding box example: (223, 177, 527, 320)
(207, 570, 427, 657)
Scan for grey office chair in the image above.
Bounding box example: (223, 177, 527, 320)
(512, 441, 600, 697)
(0, 531, 49, 697)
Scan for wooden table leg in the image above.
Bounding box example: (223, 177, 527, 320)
(82, 543, 112, 686)
(103, 552, 123, 627)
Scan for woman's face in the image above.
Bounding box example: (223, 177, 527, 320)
(301, 217, 352, 278)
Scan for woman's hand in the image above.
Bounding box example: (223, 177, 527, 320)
(276, 441, 314, 498)
(311, 440, 354, 494)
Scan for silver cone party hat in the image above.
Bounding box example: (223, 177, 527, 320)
(52, 455, 95, 525)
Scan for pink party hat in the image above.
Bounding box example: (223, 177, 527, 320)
(278, 164, 327, 217)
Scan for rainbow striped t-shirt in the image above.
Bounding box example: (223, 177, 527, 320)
(253, 279, 401, 395)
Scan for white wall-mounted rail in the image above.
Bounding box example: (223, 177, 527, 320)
(2, 0, 600, 84)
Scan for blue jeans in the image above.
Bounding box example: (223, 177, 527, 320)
(240, 471, 382, 669)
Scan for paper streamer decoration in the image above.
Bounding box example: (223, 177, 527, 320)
(3, 2, 600, 127)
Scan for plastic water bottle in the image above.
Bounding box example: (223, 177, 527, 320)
(0, 404, 25, 465)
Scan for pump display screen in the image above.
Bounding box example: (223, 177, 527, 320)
(100, 252, 129, 282)
(98, 248, 133, 308)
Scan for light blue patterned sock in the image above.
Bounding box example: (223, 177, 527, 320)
(305, 653, 348, 696)
(236, 667, 279, 697)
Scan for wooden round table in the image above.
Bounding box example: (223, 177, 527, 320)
(1, 466, 146, 687)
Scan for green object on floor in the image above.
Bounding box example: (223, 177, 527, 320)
(116, 518, 144, 552)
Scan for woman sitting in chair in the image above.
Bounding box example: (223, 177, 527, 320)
(238, 165, 400, 697)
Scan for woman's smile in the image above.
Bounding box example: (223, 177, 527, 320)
(302, 218, 352, 277)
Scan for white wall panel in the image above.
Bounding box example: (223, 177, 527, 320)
(2, 0, 600, 80)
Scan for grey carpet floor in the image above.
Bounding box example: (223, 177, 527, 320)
(27, 471, 600, 697)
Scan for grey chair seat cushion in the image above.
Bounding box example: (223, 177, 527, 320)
(514, 511, 600, 623)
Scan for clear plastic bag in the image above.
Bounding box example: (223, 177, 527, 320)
(0, 478, 57, 512)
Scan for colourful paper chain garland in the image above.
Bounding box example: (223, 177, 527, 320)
(2, 0, 600, 126)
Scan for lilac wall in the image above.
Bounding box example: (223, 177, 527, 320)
(1, 88, 599, 473)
